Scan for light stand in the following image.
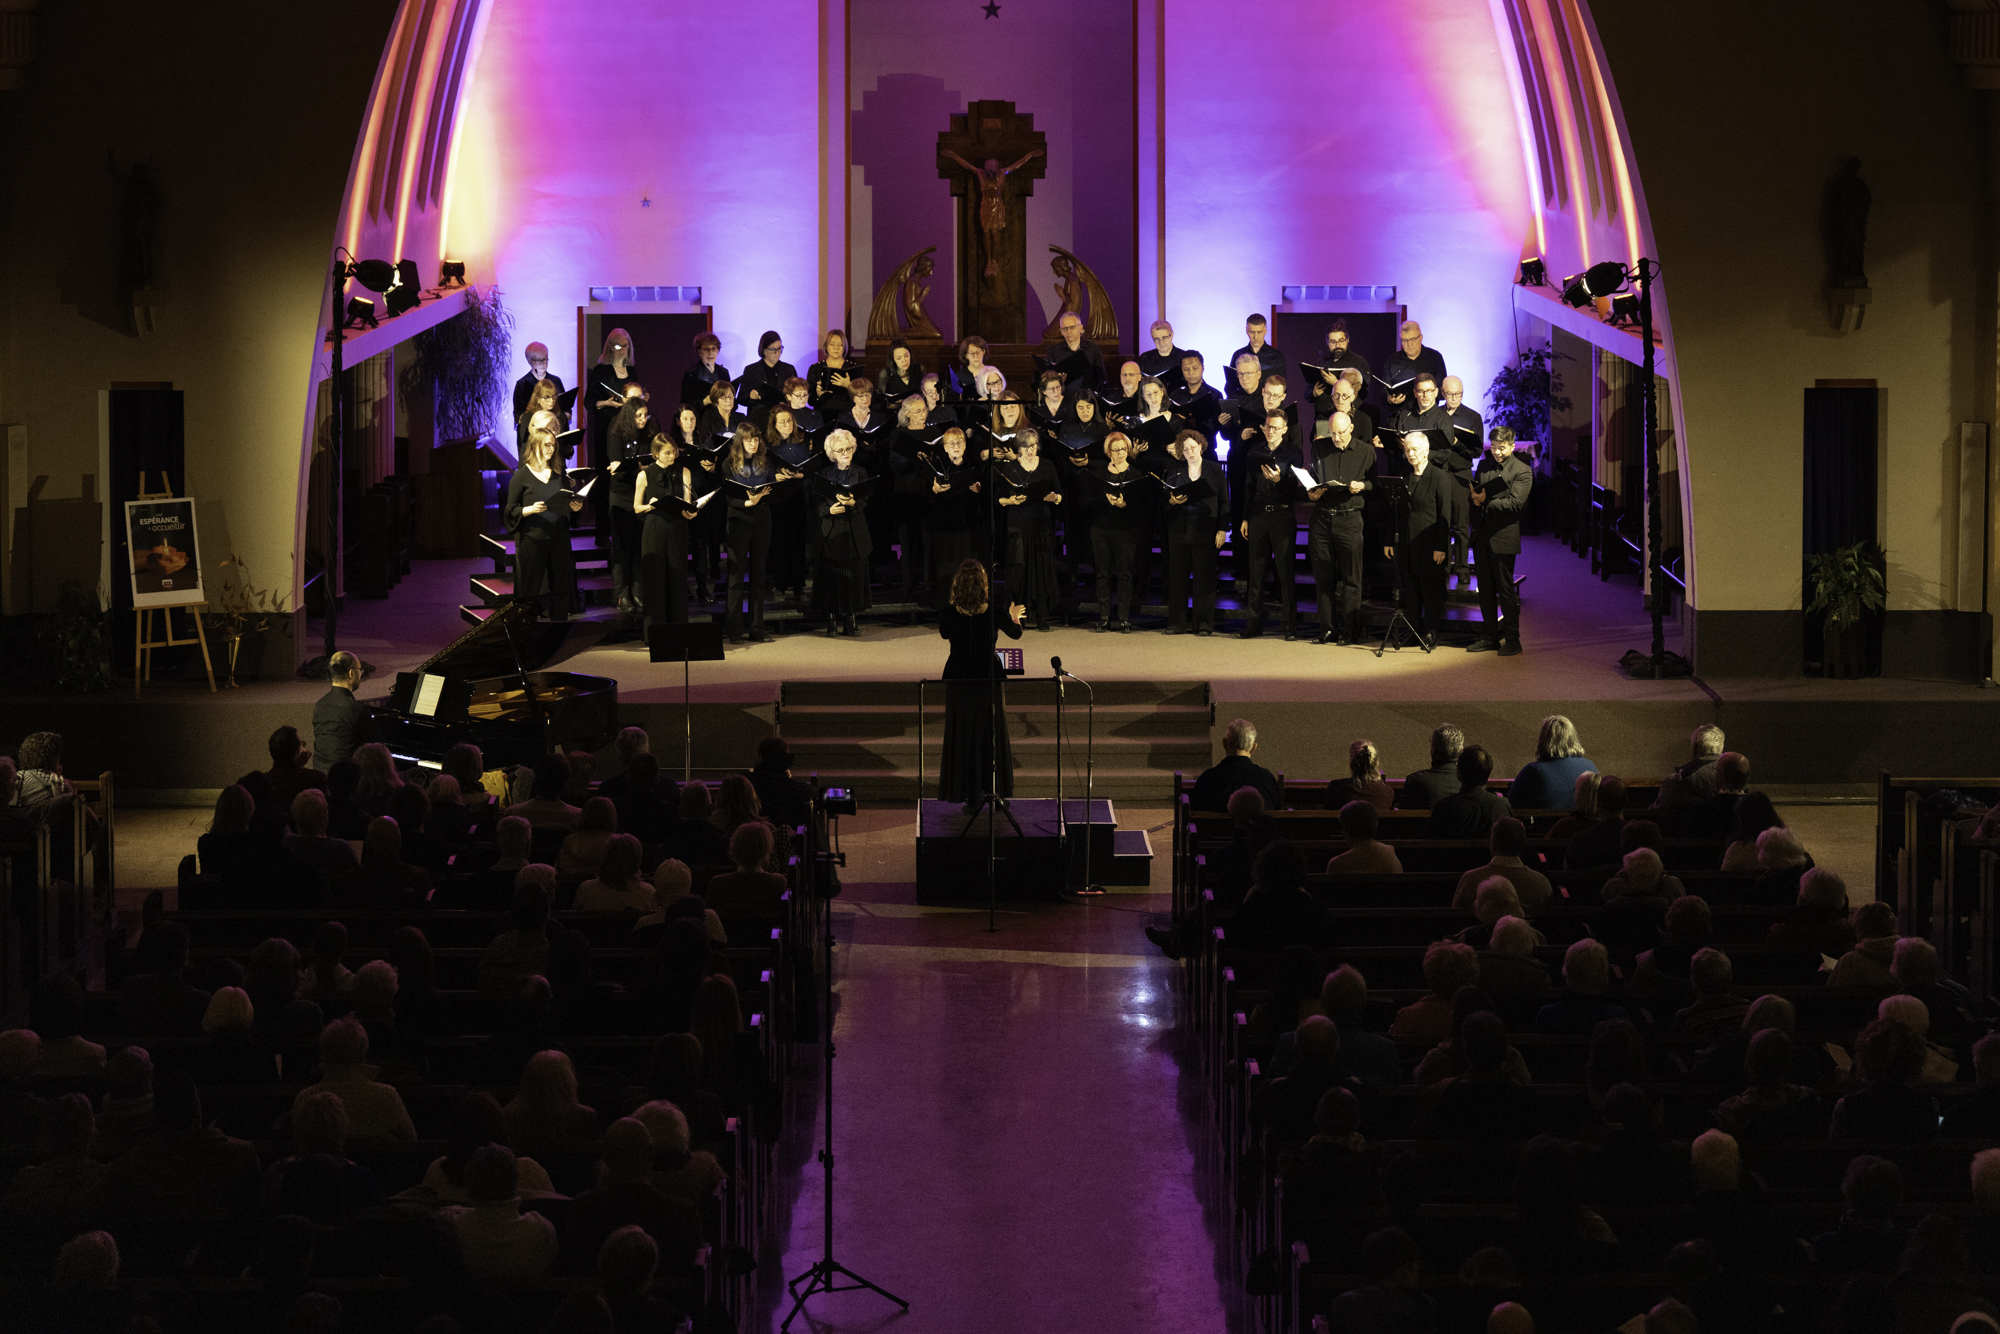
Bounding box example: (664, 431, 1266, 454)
(1054, 657, 1101, 895)
(1613, 258, 1691, 679)
(325, 258, 349, 660)
(782, 806, 908, 1332)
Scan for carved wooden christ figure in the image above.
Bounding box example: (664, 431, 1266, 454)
(941, 147, 1043, 283)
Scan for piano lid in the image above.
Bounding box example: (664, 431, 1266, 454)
(410, 600, 576, 679)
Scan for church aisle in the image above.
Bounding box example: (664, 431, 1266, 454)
(762, 828, 1227, 1331)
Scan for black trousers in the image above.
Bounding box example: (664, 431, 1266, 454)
(725, 507, 772, 635)
(514, 528, 576, 618)
(1091, 527, 1138, 622)
(1476, 544, 1520, 642)
(1308, 508, 1365, 633)
(1165, 532, 1219, 629)
(692, 503, 726, 597)
(1241, 508, 1297, 631)
(639, 517, 689, 631)
(608, 503, 641, 600)
(1393, 543, 1448, 635)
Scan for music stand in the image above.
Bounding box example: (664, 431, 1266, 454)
(1372, 476, 1432, 658)
(648, 623, 727, 781)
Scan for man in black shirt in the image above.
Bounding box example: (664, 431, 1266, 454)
(679, 333, 729, 412)
(1101, 359, 1145, 421)
(1305, 410, 1375, 643)
(1173, 353, 1222, 440)
(1440, 376, 1484, 472)
(1226, 312, 1286, 383)
(1395, 724, 1465, 810)
(512, 342, 566, 422)
(1215, 354, 1263, 447)
(1188, 717, 1282, 811)
(1137, 319, 1194, 390)
(310, 651, 373, 772)
(1393, 374, 1470, 565)
(1045, 312, 1106, 396)
(1429, 745, 1512, 838)
(1381, 320, 1446, 414)
(1385, 433, 1455, 648)
(1307, 319, 1371, 420)
(1467, 428, 1533, 656)
(1234, 413, 1304, 640)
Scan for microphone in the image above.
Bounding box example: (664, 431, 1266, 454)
(1051, 656, 1063, 673)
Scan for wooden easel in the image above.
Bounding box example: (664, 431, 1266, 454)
(132, 473, 216, 698)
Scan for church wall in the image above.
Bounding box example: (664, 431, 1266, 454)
(1591, 1, 1987, 675)
(846, 0, 1137, 351)
(0, 0, 398, 621)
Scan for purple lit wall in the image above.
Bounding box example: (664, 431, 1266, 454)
(1161, 0, 1531, 402)
(445, 0, 826, 380)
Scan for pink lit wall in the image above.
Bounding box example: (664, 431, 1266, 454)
(1161, 0, 1531, 400)
(445, 0, 827, 381)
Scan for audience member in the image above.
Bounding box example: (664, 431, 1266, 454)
(661, 783, 731, 867)
(1940, 1034, 2000, 1137)
(1325, 740, 1394, 812)
(329, 816, 432, 908)
(564, 1117, 705, 1278)
(1535, 939, 1627, 1033)
(598, 1224, 688, 1332)
(711, 773, 790, 869)
(387, 782, 453, 874)
(2, 1091, 105, 1215)
(1720, 791, 1784, 871)
(597, 728, 676, 807)
(562, 750, 597, 807)
(0, 1027, 40, 1149)
(507, 754, 583, 830)
(1390, 941, 1480, 1044)
(263, 1088, 386, 1223)
(1656, 723, 1725, 810)
(480, 875, 554, 998)
(748, 734, 812, 830)
(503, 1049, 602, 1153)
(637, 859, 727, 944)
(303, 919, 354, 999)
(1683, 751, 1750, 838)
(629, 1100, 726, 1208)
(1477, 916, 1551, 1007)
(1749, 826, 1815, 905)
(1510, 1135, 1620, 1275)
(1453, 818, 1550, 913)
(1830, 901, 1899, 990)
(1600, 843, 1685, 904)
(246, 937, 325, 1042)
(93, 1069, 262, 1244)
(607, 752, 673, 846)
(1324, 800, 1403, 875)
(1764, 866, 1856, 954)
(1394, 724, 1464, 811)
(117, 920, 210, 1045)
(1414, 985, 1531, 1086)
(1545, 770, 1600, 842)
(349, 958, 425, 1082)
(27, 974, 105, 1077)
(1562, 775, 1628, 871)
(1715, 1028, 1826, 1142)
(1429, 745, 1510, 839)
(285, 790, 359, 882)
(424, 773, 476, 845)
(1320, 966, 1402, 1087)
(1831, 1018, 1939, 1143)
(422, 1091, 557, 1201)
(689, 972, 776, 1122)
(197, 783, 292, 887)
(14, 731, 77, 815)
(560, 797, 620, 880)
(1675, 947, 1751, 1039)
(1281, 1086, 1380, 1213)
(1418, 1012, 1534, 1142)
(440, 1144, 560, 1279)
(323, 759, 371, 840)
(96, 1045, 156, 1156)
(351, 741, 405, 817)
(1506, 715, 1598, 811)
(1230, 840, 1332, 954)
(705, 820, 789, 924)
(1879, 994, 1960, 1084)
(574, 833, 655, 913)
(1889, 1215, 1998, 1331)
(1324, 1226, 1434, 1334)
(1190, 717, 1282, 812)
(264, 724, 327, 806)
(1630, 894, 1715, 1010)
(291, 1017, 417, 1142)
(1810, 1156, 1908, 1277)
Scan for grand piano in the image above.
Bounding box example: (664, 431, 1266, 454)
(369, 601, 618, 769)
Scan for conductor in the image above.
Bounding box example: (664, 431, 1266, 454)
(937, 559, 1025, 809)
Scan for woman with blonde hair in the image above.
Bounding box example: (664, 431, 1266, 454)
(558, 797, 619, 880)
(574, 834, 653, 913)
(504, 419, 585, 619)
(1507, 715, 1599, 811)
(503, 1049, 602, 1153)
(604, 394, 656, 615)
(589, 325, 639, 434)
(515, 374, 568, 449)
(1546, 771, 1602, 843)
(351, 742, 404, 816)
(1325, 740, 1393, 812)
(937, 559, 1025, 806)
(807, 328, 857, 419)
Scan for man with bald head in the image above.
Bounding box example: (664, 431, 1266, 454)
(1488, 1302, 1535, 1334)
(1381, 319, 1447, 411)
(1104, 359, 1145, 419)
(1045, 310, 1106, 395)
(1304, 410, 1375, 643)
(1441, 375, 1484, 469)
(512, 341, 567, 422)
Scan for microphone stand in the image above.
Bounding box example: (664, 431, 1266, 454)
(1056, 661, 1100, 894)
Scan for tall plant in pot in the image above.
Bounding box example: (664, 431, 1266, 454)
(1805, 540, 1885, 677)
(1485, 344, 1570, 454)
(401, 286, 514, 445)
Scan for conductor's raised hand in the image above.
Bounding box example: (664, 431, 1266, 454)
(1008, 602, 1026, 625)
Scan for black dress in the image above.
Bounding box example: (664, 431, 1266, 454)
(938, 604, 1022, 804)
(736, 356, 797, 427)
(922, 456, 982, 598)
(815, 463, 873, 619)
(998, 457, 1062, 626)
(639, 461, 700, 631)
(807, 360, 856, 420)
(604, 423, 652, 609)
(504, 464, 578, 617)
(767, 432, 816, 598)
(723, 461, 777, 639)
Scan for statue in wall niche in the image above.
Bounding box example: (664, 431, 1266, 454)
(866, 246, 943, 345)
(1829, 157, 1871, 289)
(1041, 245, 1119, 344)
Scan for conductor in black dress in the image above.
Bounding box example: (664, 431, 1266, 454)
(937, 559, 1025, 808)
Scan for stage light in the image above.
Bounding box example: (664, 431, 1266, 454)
(1583, 261, 1630, 298)
(384, 259, 422, 317)
(1560, 274, 1593, 308)
(344, 295, 378, 329)
(1518, 258, 1546, 287)
(1609, 293, 1641, 325)
(349, 259, 397, 293)
(439, 260, 466, 287)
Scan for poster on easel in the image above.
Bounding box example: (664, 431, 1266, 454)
(125, 497, 204, 608)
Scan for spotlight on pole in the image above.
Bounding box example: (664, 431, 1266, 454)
(350, 259, 397, 294)
(439, 260, 467, 288)
(1518, 257, 1546, 287)
(1583, 261, 1630, 298)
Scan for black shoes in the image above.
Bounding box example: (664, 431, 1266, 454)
(1195, 625, 1213, 637)
(1095, 620, 1110, 633)
(1499, 639, 1522, 657)
(1164, 624, 1187, 636)
(1116, 621, 1133, 634)
(749, 628, 771, 643)
(1467, 638, 1501, 654)
(1237, 626, 1263, 640)
(1316, 631, 1340, 645)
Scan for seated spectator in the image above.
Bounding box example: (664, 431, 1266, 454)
(1545, 770, 1601, 843)
(27, 974, 105, 1077)
(1631, 894, 1715, 1010)
(1720, 791, 1784, 871)
(351, 741, 405, 817)
(1458, 878, 1541, 950)
(503, 1049, 602, 1153)
(1748, 825, 1814, 905)
(1674, 1128, 1811, 1273)
(1829, 901, 1899, 990)
(1683, 992, 1828, 1092)
(329, 816, 432, 908)
(1589, 856, 1672, 973)
(1511, 1135, 1620, 1275)
(599, 1225, 689, 1332)
(1248, 946, 1326, 1052)
(1326, 1226, 1435, 1334)
(541, 931, 623, 1038)
(563, 749, 597, 805)
(1968, 1150, 2000, 1273)
(566, 1117, 705, 1278)
(1656, 722, 1725, 811)
(575, 834, 655, 914)
(1878, 994, 1959, 1084)
(1889, 1215, 1997, 1331)
(637, 858, 727, 943)
(284, 790, 359, 882)
(1320, 965, 1401, 1087)
(1453, 818, 1551, 913)
(1477, 916, 1551, 1007)
(1675, 947, 1751, 1039)
(1231, 840, 1331, 954)
(506, 754, 583, 831)
(1325, 739, 1394, 812)
(1506, 714, 1598, 811)
(1765, 866, 1856, 955)
(197, 782, 292, 887)
(303, 919, 354, 1000)
(481, 874, 554, 997)
(630, 1099, 726, 1209)
(632, 919, 718, 1036)
(441, 1144, 559, 1279)
(1253, 1016, 1369, 1146)
(1280, 1087, 1380, 1212)
(1324, 800, 1403, 875)
(263, 1088, 386, 1223)
(1831, 1018, 1939, 1143)
(1809, 1155, 1907, 1277)
(1414, 985, 1531, 1086)
(599, 727, 675, 805)
(38, 1230, 142, 1334)
(661, 783, 732, 868)
(387, 926, 443, 1034)
(1891, 936, 1973, 1045)
(1600, 843, 1686, 905)
(292, 1017, 416, 1142)
(1, 1091, 105, 1215)
(1417, 1012, 1534, 1142)
(117, 920, 210, 1045)
(264, 723, 328, 807)
(196, 985, 272, 1084)
(1390, 941, 1480, 1044)
(1209, 785, 1279, 903)
(1535, 939, 1627, 1033)
(436, 814, 533, 910)
(1715, 1028, 1826, 1142)
(1589, 1083, 1691, 1207)
(323, 759, 371, 840)
(1429, 744, 1511, 840)
(560, 797, 620, 881)
(748, 734, 811, 830)
(1562, 775, 1628, 871)
(712, 772, 791, 868)
(1940, 1033, 2000, 1137)
(1584, 1018, 1649, 1110)
(0, 1027, 41, 1151)
(349, 959, 425, 1083)
(689, 973, 777, 1121)
(704, 821, 789, 923)
(440, 741, 499, 838)
(634, 1033, 728, 1145)
(423, 1091, 556, 1201)
(1393, 723, 1463, 812)
(423, 773, 475, 845)
(246, 937, 324, 1042)
(93, 1068, 262, 1237)
(478, 975, 564, 1086)
(388, 783, 453, 874)
(608, 752, 673, 847)
(1682, 751, 1750, 838)
(1190, 717, 1282, 812)
(96, 1045, 155, 1157)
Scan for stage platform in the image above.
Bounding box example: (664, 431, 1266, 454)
(7, 537, 1997, 796)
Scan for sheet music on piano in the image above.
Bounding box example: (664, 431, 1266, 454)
(411, 673, 447, 718)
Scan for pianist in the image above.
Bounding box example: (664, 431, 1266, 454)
(311, 651, 374, 772)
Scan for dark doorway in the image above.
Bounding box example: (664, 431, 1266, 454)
(1803, 383, 1881, 673)
(108, 385, 185, 673)
(579, 311, 712, 414)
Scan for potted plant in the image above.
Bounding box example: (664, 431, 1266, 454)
(1805, 540, 1885, 678)
(401, 287, 514, 557)
(1485, 344, 1570, 458)
(205, 553, 288, 687)
(36, 580, 115, 693)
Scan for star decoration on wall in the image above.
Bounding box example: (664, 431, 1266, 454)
(981, 1, 1000, 15)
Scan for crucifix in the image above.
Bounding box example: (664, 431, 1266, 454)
(937, 100, 1047, 345)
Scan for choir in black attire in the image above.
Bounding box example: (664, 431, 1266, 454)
(679, 333, 728, 412)
(1161, 432, 1229, 635)
(814, 430, 872, 635)
(1233, 413, 1305, 639)
(735, 331, 795, 430)
(1305, 417, 1377, 643)
(603, 398, 654, 614)
(634, 438, 701, 632)
(996, 433, 1063, 630)
(720, 426, 779, 643)
(504, 430, 583, 620)
(1468, 433, 1533, 654)
(1088, 433, 1145, 630)
(1388, 438, 1458, 646)
(921, 431, 983, 599)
